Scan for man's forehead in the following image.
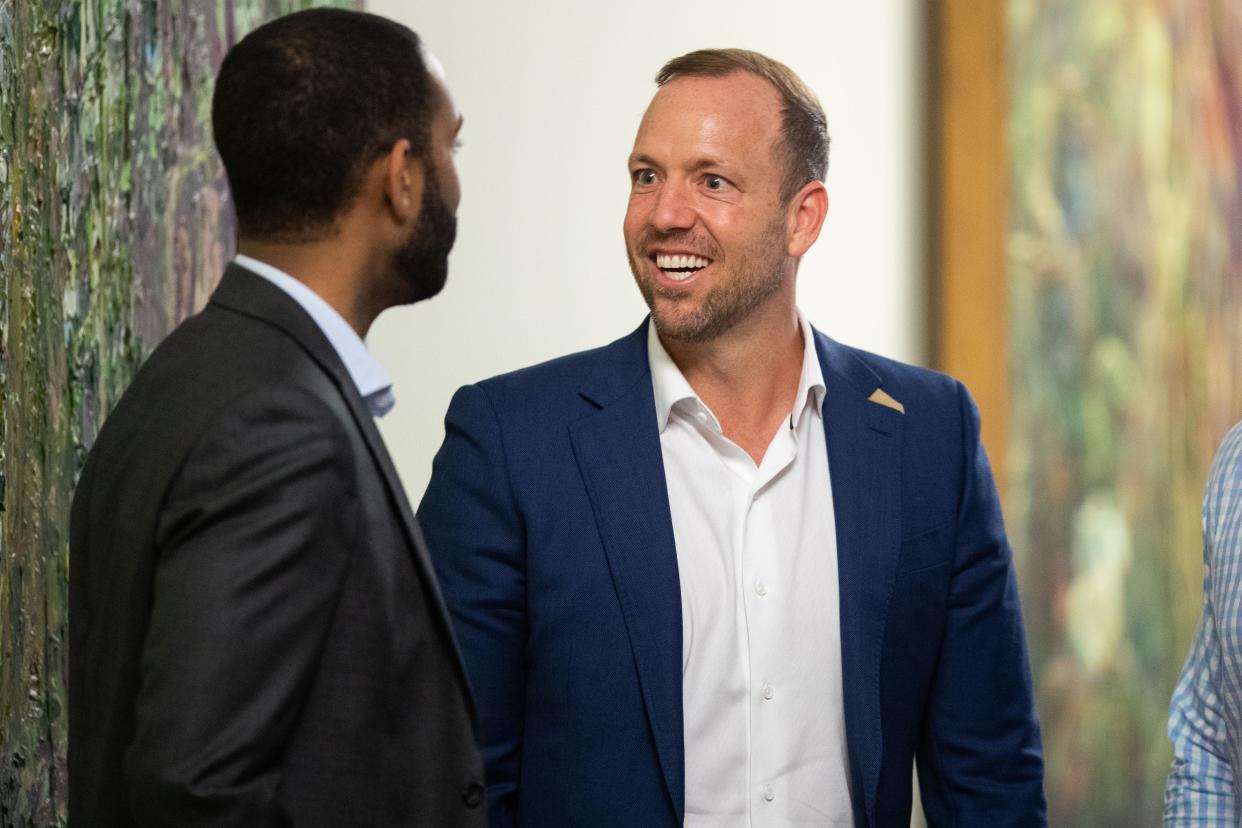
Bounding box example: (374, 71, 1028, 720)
(420, 46, 460, 122)
(647, 71, 782, 118)
(633, 72, 783, 158)
(420, 44, 446, 84)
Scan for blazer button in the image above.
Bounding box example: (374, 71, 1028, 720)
(462, 781, 485, 808)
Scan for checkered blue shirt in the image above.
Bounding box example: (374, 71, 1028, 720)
(1166, 421, 1242, 825)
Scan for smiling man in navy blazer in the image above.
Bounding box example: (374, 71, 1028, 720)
(419, 48, 1045, 827)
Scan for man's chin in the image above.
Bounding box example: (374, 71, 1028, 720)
(650, 307, 713, 344)
(410, 262, 448, 302)
(390, 253, 450, 305)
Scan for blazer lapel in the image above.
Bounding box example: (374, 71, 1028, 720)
(568, 321, 685, 820)
(209, 264, 478, 729)
(815, 330, 905, 828)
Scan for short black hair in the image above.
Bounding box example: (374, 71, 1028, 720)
(212, 9, 436, 242)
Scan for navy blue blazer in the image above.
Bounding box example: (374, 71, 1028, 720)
(419, 320, 1046, 827)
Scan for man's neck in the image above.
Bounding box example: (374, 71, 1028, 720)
(237, 238, 382, 338)
(660, 300, 805, 464)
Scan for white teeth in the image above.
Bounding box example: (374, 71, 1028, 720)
(655, 253, 711, 270)
(668, 270, 692, 281)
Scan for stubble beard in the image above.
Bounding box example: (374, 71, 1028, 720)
(627, 215, 788, 344)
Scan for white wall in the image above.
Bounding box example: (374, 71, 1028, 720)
(366, 0, 926, 505)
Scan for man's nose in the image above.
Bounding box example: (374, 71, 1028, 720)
(650, 180, 696, 233)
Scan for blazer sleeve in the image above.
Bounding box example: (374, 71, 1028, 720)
(915, 382, 1048, 827)
(125, 385, 359, 827)
(418, 384, 527, 828)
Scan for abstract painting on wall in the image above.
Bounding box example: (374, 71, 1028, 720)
(1007, 0, 1242, 822)
(0, 2, 344, 822)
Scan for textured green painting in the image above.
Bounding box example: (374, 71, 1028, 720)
(0, 1, 345, 823)
(1008, 0, 1242, 823)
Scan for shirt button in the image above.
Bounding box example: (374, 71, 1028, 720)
(761, 682, 774, 700)
(695, 410, 708, 423)
(755, 580, 768, 597)
(761, 784, 775, 802)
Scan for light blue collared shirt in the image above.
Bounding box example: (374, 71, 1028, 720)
(234, 254, 395, 418)
(1166, 420, 1242, 823)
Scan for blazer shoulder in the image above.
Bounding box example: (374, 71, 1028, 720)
(814, 335, 984, 470)
(146, 304, 341, 402)
(477, 343, 609, 396)
(468, 323, 648, 418)
(825, 336, 963, 410)
(92, 305, 349, 474)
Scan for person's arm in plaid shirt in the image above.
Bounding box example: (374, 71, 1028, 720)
(1165, 423, 1242, 825)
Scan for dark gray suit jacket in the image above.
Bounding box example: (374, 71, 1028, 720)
(69, 264, 484, 826)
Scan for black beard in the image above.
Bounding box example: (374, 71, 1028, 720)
(392, 158, 457, 303)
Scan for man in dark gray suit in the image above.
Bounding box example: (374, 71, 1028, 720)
(68, 10, 483, 826)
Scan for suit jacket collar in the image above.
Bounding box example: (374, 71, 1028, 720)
(578, 318, 653, 409)
(573, 317, 903, 827)
(814, 328, 905, 828)
(230, 254, 394, 408)
(210, 263, 357, 393)
(208, 263, 479, 731)
(570, 319, 685, 817)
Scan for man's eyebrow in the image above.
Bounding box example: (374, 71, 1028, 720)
(628, 154, 731, 172)
(686, 157, 729, 173)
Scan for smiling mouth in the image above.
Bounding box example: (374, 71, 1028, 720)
(652, 253, 713, 282)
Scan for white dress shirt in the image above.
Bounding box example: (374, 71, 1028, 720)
(234, 254, 396, 418)
(648, 313, 853, 826)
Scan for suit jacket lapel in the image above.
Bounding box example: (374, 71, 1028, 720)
(815, 330, 904, 828)
(568, 321, 685, 820)
(209, 264, 478, 729)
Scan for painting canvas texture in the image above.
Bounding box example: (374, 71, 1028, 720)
(0, 1, 343, 822)
(1007, 0, 1242, 823)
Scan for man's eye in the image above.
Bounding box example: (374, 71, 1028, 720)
(634, 169, 657, 185)
(704, 175, 726, 191)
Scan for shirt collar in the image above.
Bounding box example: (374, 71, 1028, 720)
(790, 310, 827, 430)
(646, 310, 825, 434)
(234, 254, 396, 418)
(647, 322, 708, 432)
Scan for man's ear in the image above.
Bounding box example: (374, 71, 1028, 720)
(383, 138, 425, 224)
(786, 180, 828, 258)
